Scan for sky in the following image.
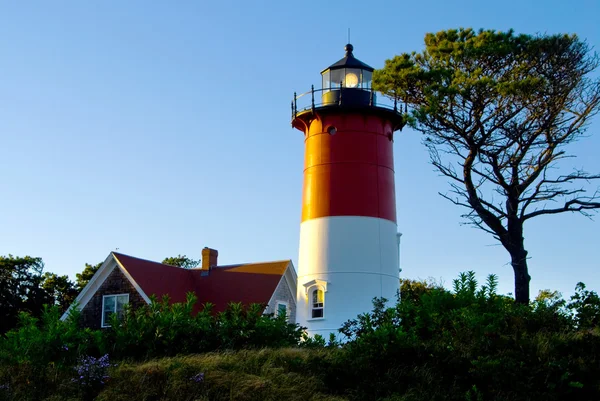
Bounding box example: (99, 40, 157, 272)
(0, 0, 599, 300)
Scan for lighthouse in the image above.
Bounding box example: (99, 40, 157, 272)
(292, 44, 404, 337)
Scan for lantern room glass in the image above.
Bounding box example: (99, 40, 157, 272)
(322, 70, 330, 92)
(362, 70, 372, 89)
(330, 69, 344, 88)
(322, 68, 371, 90)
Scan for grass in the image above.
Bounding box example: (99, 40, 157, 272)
(0, 348, 346, 401)
(99, 348, 346, 401)
(2, 331, 599, 400)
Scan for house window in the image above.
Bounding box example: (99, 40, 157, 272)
(311, 288, 324, 318)
(276, 301, 288, 319)
(102, 294, 129, 328)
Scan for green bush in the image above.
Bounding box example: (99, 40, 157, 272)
(328, 272, 600, 401)
(0, 305, 102, 367)
(103, 293, 304, 359)
(0, 305, 104, 401)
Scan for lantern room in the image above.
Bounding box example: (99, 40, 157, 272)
(321, 44, 373, 90)
(320, 44, 374, 107)
(291, 43, 404, 133)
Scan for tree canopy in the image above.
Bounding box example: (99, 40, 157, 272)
(75, 262, 103, 291)
(374, 28, 600, 303)
(41, 272, 78, 312)
(161, 255, 201, 269)
(0, 255, 48, 333)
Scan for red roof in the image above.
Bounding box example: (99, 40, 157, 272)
(112, 253, 289, 313)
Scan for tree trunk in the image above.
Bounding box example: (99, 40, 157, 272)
(505, 192, 530, 304)
(511, 249, 530, 304)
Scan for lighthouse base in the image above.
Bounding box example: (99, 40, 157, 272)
(296, 216, 400, 338)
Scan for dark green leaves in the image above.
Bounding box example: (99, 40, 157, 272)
(161, 255, 201, 269)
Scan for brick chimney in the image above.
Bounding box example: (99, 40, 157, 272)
(201, 247, 218, 271)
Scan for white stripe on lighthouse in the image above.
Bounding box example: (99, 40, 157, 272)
(296, 215, 399, 337)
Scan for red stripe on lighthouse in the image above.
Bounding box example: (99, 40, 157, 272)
(300, 114, 397, 223)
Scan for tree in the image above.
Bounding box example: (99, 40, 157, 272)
(568, 282, 600, 329)
(41, 272, 78, 313)
(0, 255, 49, 333)
(374, 29, 600, 303)
(399, 278, 443, 303)
(75, 262, 103, 291)
(161, 255, 201, 269)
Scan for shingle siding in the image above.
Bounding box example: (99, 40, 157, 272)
(265, 275, 296, 323)
(80, 266, 147, 329)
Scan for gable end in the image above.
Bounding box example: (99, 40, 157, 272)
(80, 266, 147, 329)
(61, 252, 151, 321)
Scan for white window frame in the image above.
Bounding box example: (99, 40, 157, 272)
(302, 279, 327, 321)
(275, 301, 289, 319)
(310, 287, 325, 319)
(101, 293, 129, 328)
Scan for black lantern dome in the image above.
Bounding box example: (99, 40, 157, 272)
(320, 44, 374, 107)
(321, 44, 374, 90)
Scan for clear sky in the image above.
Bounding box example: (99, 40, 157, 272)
(1, 0, 599, 300)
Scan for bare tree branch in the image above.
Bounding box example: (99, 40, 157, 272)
(524, 192, 600, 220)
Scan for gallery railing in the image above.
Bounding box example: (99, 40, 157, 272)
(292, 85, 404, 120)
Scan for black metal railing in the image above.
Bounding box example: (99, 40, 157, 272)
(292, 85, 402, 120)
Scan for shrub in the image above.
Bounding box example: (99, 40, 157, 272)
(0, 304, 102, 367)
(103, 293, 304, 360)
(329, 272, 600, 401)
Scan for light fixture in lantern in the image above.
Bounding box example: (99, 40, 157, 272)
(344, 72, 359, 88)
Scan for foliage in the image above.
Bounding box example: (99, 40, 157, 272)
(399, 277, 443, 302)
(0, 273, 599, 400)
(0, 298, 306, 400)
(0, 255, 49, 334)
(0, 305, 102, 367)
(568, 282, 600, 330)
(75, 262, 103, 291)
(0, 255, 102, 334)
(300, 332, 340, 349)
(41, 272, 78, 313)
(374, 28, 600, 303)
(0, 305, 104, 401)
(330, 272, 600, 401)
(103, 293, 303, 359)
(161, 255, 201, 269)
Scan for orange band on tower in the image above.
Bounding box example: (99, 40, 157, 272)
(300, 114, 397, 223)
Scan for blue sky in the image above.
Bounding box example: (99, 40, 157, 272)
(1, 0, 599, 300)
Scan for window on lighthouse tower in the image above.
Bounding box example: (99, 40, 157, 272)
(311, 288, 325, 318)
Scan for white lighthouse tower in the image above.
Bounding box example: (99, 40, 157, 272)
(291, 44, 404, 337)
